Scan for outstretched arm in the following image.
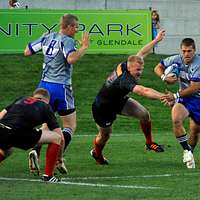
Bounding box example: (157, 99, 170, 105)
(136, 29, 165, 58)
(132, 85, 164, 100)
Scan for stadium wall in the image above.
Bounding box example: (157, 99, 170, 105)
(1, 0, 200, 55)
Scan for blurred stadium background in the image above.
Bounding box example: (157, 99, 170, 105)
(1, 0, 200, 54)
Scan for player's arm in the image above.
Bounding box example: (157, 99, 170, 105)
(136, 29, 165, 58)
(24, 35, 45, 56)
(67, 32, 90, 64)
(24, 46, 33, 56)
(154, 62, 178, 84)
(161, 81, 200, 102)
(132, 85, 163, 100)
(0, 109, 7, 120)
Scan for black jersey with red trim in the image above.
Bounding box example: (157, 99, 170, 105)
(0, 96, 59, 130)
(96, 62, 137, 106)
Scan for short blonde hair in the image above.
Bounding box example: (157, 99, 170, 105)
(128, 55, 144, 64)
(33, 88, 50, 100)
(60, 14, 79, 29)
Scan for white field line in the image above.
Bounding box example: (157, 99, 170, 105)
(0, 177, 161, 190)
(62, 172, 200, 180)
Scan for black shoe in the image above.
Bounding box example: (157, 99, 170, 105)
(42, 174, 61, 183)
(56, 159, 68, 174)
(145, 142, 164, 152)
(90, 149, 109, 165)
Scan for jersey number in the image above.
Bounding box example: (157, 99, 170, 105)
(46, 40, 57, 56)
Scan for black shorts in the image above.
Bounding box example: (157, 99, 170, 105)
(92, 96, 129, 128)
(0, 126, 42, 150)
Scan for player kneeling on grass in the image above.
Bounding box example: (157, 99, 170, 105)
(0, 88, 64, 183)
(90, 30, 166, 165)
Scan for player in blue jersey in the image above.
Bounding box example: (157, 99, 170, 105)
(90, 30, 166, 165)
(24, 14, 90, 174)
(154, 38, 200, 168)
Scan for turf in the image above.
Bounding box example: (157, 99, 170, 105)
(0, 53, 199, 200)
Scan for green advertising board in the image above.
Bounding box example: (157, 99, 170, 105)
(0, 9, 151, 54)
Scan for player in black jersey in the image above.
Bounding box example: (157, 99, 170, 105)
(0, 88, 64, 183)
(91, 30, 166, 165)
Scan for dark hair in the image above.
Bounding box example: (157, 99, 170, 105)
(180, 38, 196, 50)
(151, 10, 160, 22)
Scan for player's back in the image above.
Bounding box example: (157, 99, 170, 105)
(0, 97, 50, 130)
(41, 32, 75, 85)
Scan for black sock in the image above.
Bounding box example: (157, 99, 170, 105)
(62, 128, 72, 151)
(176, 134, 191, 151)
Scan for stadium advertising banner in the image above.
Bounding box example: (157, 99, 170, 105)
(0, 9, 151, 54)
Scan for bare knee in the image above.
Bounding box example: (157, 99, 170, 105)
(140, 110, 150, 122)
(172, 118, 183, 129)
(53, 133, 62, 145)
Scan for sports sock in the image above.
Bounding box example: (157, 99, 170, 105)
(140, 120, 153, 145)
(176, 134, 191, 151)
(94, 138, 104, 156)
(45, 143, 60, 176)
(62, 128, 72, 151)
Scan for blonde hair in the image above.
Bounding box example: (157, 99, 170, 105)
(60, 14, 79, 29)
(33, 88, 50, 100)
(128, 55, 144, 64)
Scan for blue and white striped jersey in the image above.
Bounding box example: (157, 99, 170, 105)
(161, 54, 200, 98)
(28, 32, 76, 85)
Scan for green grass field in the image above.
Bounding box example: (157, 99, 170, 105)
(0, 53, 199, 200)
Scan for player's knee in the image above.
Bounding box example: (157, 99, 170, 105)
(172, 118, 183, 128)
(140, 110, 150, 121)
(53, 133, 62, 145)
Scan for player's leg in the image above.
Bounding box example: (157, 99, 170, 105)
(91, 125, 111, 165)
(91, 101, 115, 164)
(38, 129, 62, 182)
(0, 148, 13, 163)
(60, 111, 76, 151)
(56, 111, 76, 173)
(172, 103, 190, 149)
(0, 126, 14, 162)
(28, 123, 47, 175)
(188, 119, 200, 151)
(121, 98, 164, 152)
(172, 103, 195, 168)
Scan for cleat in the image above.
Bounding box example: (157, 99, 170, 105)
(56, 159, 68, 174)
(29, 150, 40, 176)
(42, 174, 61, 183)
(183, 150, 195, 169)
(145, 142, 164, 152)
(90, 149, 109, 165)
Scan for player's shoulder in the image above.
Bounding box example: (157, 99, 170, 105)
(162, 54, 182, 66)
(192, 55, 200, 64)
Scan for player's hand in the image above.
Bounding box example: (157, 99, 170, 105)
(81, 32, 90, 50)
(160, 91, 175, 104)
(164, 76, 178, 84)
(155, 29, 165, 42)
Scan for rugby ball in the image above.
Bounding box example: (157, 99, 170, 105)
(164, 63, 180, 78)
